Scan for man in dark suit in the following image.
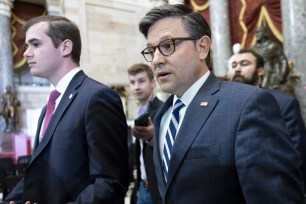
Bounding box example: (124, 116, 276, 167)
(138, 4, 304, 203)
(5, 16, 129, 204)
(228, 48, 306, 188)
(128, 63, 163, 204)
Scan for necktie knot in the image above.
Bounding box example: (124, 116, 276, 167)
(49, 90, 61, 102)
(172, 99, 184, 122)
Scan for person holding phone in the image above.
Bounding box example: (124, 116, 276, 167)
(128, 63, 163, 204)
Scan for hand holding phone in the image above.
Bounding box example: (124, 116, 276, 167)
(134, 113, 149, 126)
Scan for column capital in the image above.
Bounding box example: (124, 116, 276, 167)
(0, 0, 14, 17)
(46, 0, 63, 16)
(168, 0, 184, 4)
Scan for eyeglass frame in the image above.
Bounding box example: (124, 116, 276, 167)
(141, 37, 197, 62)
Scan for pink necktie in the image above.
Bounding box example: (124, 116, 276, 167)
(40, 90, 61, 141)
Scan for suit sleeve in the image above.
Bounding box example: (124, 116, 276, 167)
(235, 90, 304, 203)
(70, 88, 129, 204)
(3, 178, 24, 204)
(282, 98, 306, 163)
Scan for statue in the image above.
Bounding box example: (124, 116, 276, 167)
(0, 85, 20, 132)
(252, 25, 295, 95)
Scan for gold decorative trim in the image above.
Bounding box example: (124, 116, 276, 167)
(11, 10, 47, 69)
(251, 5, 283, 46)
(190, 0, 209, 12)
(14, 57, 27, 69)
(239, 0, 247, 48)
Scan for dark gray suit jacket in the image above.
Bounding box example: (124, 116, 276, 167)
(5, 71, 129, 204)
(266, 89, 306, 187)
(153, 73, 304, 204)
(135, 97, 163, 204)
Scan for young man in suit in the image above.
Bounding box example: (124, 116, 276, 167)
(138, 4, 304, 203)
(128, 63, 163, 204)
(228, 48, 306, 189)
(5, 16, 129, 204)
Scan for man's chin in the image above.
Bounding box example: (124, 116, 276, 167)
(233, 77, 246, 83)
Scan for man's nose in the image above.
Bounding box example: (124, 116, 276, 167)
(151, 49, 165, 66)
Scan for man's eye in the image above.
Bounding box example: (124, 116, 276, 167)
(241, 61, 251, 66)
(161, 42, 172, 50)
(231, 62, 237, 68)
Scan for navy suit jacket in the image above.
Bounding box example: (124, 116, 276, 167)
(5, 71, 129, 204)
(266, 89, 306, 187)
(153, 73, 304, 204)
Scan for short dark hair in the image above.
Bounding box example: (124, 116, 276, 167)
(23, 15, 82, 65)
(127, 63, 154, 80)
(238, 49, 264, 69)
(138, 4, 212, 68)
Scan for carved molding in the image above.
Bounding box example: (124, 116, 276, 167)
(0, 0, 13, 17)
(0, 0, 14, 7)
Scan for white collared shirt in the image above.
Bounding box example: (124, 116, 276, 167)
(40, 67, 81, 136)
(159, 71, 210, 157)
(52, 67, 82, 110)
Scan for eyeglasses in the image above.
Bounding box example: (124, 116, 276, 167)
(141, 37, 196, 62)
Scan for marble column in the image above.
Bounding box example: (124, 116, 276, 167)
(0, 0, 14, 132)
(0, 0, 14, 93)
(281, 0, 306, 125)
(209, 0, 231, 77)
(46, 0, 62, 16)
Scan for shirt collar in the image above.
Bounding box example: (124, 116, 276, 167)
(52, 67, 81, 94)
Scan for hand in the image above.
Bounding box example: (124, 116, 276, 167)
(132, 117, 154, 141)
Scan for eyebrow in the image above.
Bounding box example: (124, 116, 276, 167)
(147, 36, 172, 47)
(26, 38, 40, 45)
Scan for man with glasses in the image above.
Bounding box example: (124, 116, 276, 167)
(138, 4, 304, 204)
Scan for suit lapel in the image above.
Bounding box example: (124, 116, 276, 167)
(166, 74, 220, 190)
(31, 71, 87, 162)
(33, 107, 46, 150)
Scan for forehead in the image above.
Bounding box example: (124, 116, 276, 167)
(25, 22, 49, 41)
(147, 17, 187, 44)
(129, 71, 149, 80)
(233, 53, 256, 62)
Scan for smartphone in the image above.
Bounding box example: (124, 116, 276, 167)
(134, 113, 149, 127)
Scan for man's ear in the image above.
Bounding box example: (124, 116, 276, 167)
(198, 35, 211, 60)
(258, 67, 264, 77)
(61, 39, 73, 56)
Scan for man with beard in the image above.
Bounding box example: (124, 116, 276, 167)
(228, 48, 306, 191)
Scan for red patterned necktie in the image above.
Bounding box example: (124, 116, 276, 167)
(40, 90, 61, 141)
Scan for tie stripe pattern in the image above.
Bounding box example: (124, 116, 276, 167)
(162, 99, 184, 182)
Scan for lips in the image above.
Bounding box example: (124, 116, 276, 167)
(27, 62, 36, 67)
(157, 71, 170, 79)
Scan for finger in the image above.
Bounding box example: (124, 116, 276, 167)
(147, 117, 153, 125)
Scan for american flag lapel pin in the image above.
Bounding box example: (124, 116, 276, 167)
(200, 102, 208, 107)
